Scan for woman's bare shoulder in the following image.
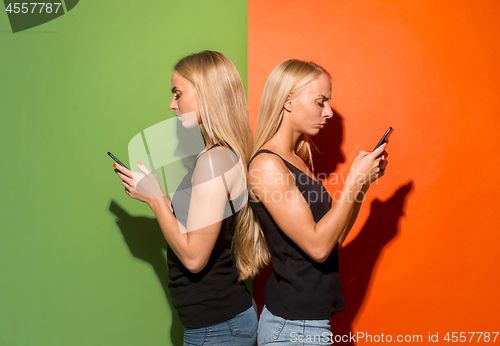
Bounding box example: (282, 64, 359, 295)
(249, 149, 289, 180)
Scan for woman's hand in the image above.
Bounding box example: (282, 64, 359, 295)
(348, 143, 389, 188)
(113, 161, 168, 205)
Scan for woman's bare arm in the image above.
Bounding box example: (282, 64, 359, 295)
(248, 144, 387, 262)
(114, 148, 242, 272)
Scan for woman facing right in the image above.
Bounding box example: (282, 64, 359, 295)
(236, 60, 389, 345)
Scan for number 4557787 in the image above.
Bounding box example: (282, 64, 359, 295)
(444, 332, 498, 342)
(5, 3, 62, 14)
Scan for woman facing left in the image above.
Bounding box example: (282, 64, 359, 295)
(113, 51, 257, 346)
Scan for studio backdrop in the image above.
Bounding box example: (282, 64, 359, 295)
(1, 1, 499, 345)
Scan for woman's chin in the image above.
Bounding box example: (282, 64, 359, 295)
(308, 128, 321, 136)
(177, 111, 199, 129)
(181, 119, 199, 129)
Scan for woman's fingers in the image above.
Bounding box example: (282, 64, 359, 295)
(380, 158, 389, 171)
(370, 142, 387, 158)
(349, 143, 389, 186)
(121, 181, 134, 196)
(115, 169, 134, 187)
(111, 162, 158, 203)
(357, 150, 371, 159)
(113, 163, 133, 179)
(136, 161, 151, 175)
(113, 163, 139, 194)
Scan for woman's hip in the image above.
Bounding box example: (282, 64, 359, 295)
(183, 302, 258, 346)
(258, 306, 333, 346)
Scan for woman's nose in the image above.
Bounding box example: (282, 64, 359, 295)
(169, 97, 177, 111)
(324, 103, 333, 118)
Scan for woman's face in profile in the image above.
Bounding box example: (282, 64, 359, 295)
(169, 71, 201, 128)
(290, 73, 333, 136)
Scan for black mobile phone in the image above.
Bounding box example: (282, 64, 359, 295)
(107, 152, 129, 169)
(373, 127, 394, 151)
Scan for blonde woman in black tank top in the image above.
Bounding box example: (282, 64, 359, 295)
(235, 60, 389, 345)
(113, 51, 257, 346)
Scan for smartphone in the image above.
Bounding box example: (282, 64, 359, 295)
(107, 152, 129, 169)
(373, 127, 394, 151)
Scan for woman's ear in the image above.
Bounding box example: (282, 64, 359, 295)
(283, 95, 293, 112)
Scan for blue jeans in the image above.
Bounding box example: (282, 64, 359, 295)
(258, 306, 333, 346)
(183, 302, 258, 346)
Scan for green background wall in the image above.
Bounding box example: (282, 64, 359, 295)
(0, 1, 247, 345)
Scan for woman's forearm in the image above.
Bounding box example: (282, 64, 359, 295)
(148, 197, 191, 260)
(310, 175, 364, 261)
(147, 196, 220, 273)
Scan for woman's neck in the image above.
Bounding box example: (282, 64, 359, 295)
(266, 120, 301, 156)
(199, 124, 211, 149)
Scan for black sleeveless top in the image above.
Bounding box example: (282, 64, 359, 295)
(166, 145, 252, 328)
(248, 149, 345, 320)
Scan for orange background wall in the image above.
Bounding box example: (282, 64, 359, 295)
(249, 0, 500, 343)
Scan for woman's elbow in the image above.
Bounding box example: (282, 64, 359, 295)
(183, 258, 208, 273)
(308, 248, 330, 263)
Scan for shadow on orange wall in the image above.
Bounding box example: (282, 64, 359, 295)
(314, 111, 413, 343)
(312, 110, 346, 177)
(332, 182, 413, 344)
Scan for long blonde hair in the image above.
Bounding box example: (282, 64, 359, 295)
(175, 51, 256, 279)
(174, 51, 252, 164)
(235, 59, 330, 280)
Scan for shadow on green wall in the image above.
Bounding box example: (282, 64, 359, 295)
(109, 200, 184, 346)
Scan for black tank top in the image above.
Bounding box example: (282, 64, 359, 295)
(166, 145, 252, 328)
(248, 149, 345, 320)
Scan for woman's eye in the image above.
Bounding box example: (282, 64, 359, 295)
(317, 102, 325, 107)
(174, 92, 181, 100)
